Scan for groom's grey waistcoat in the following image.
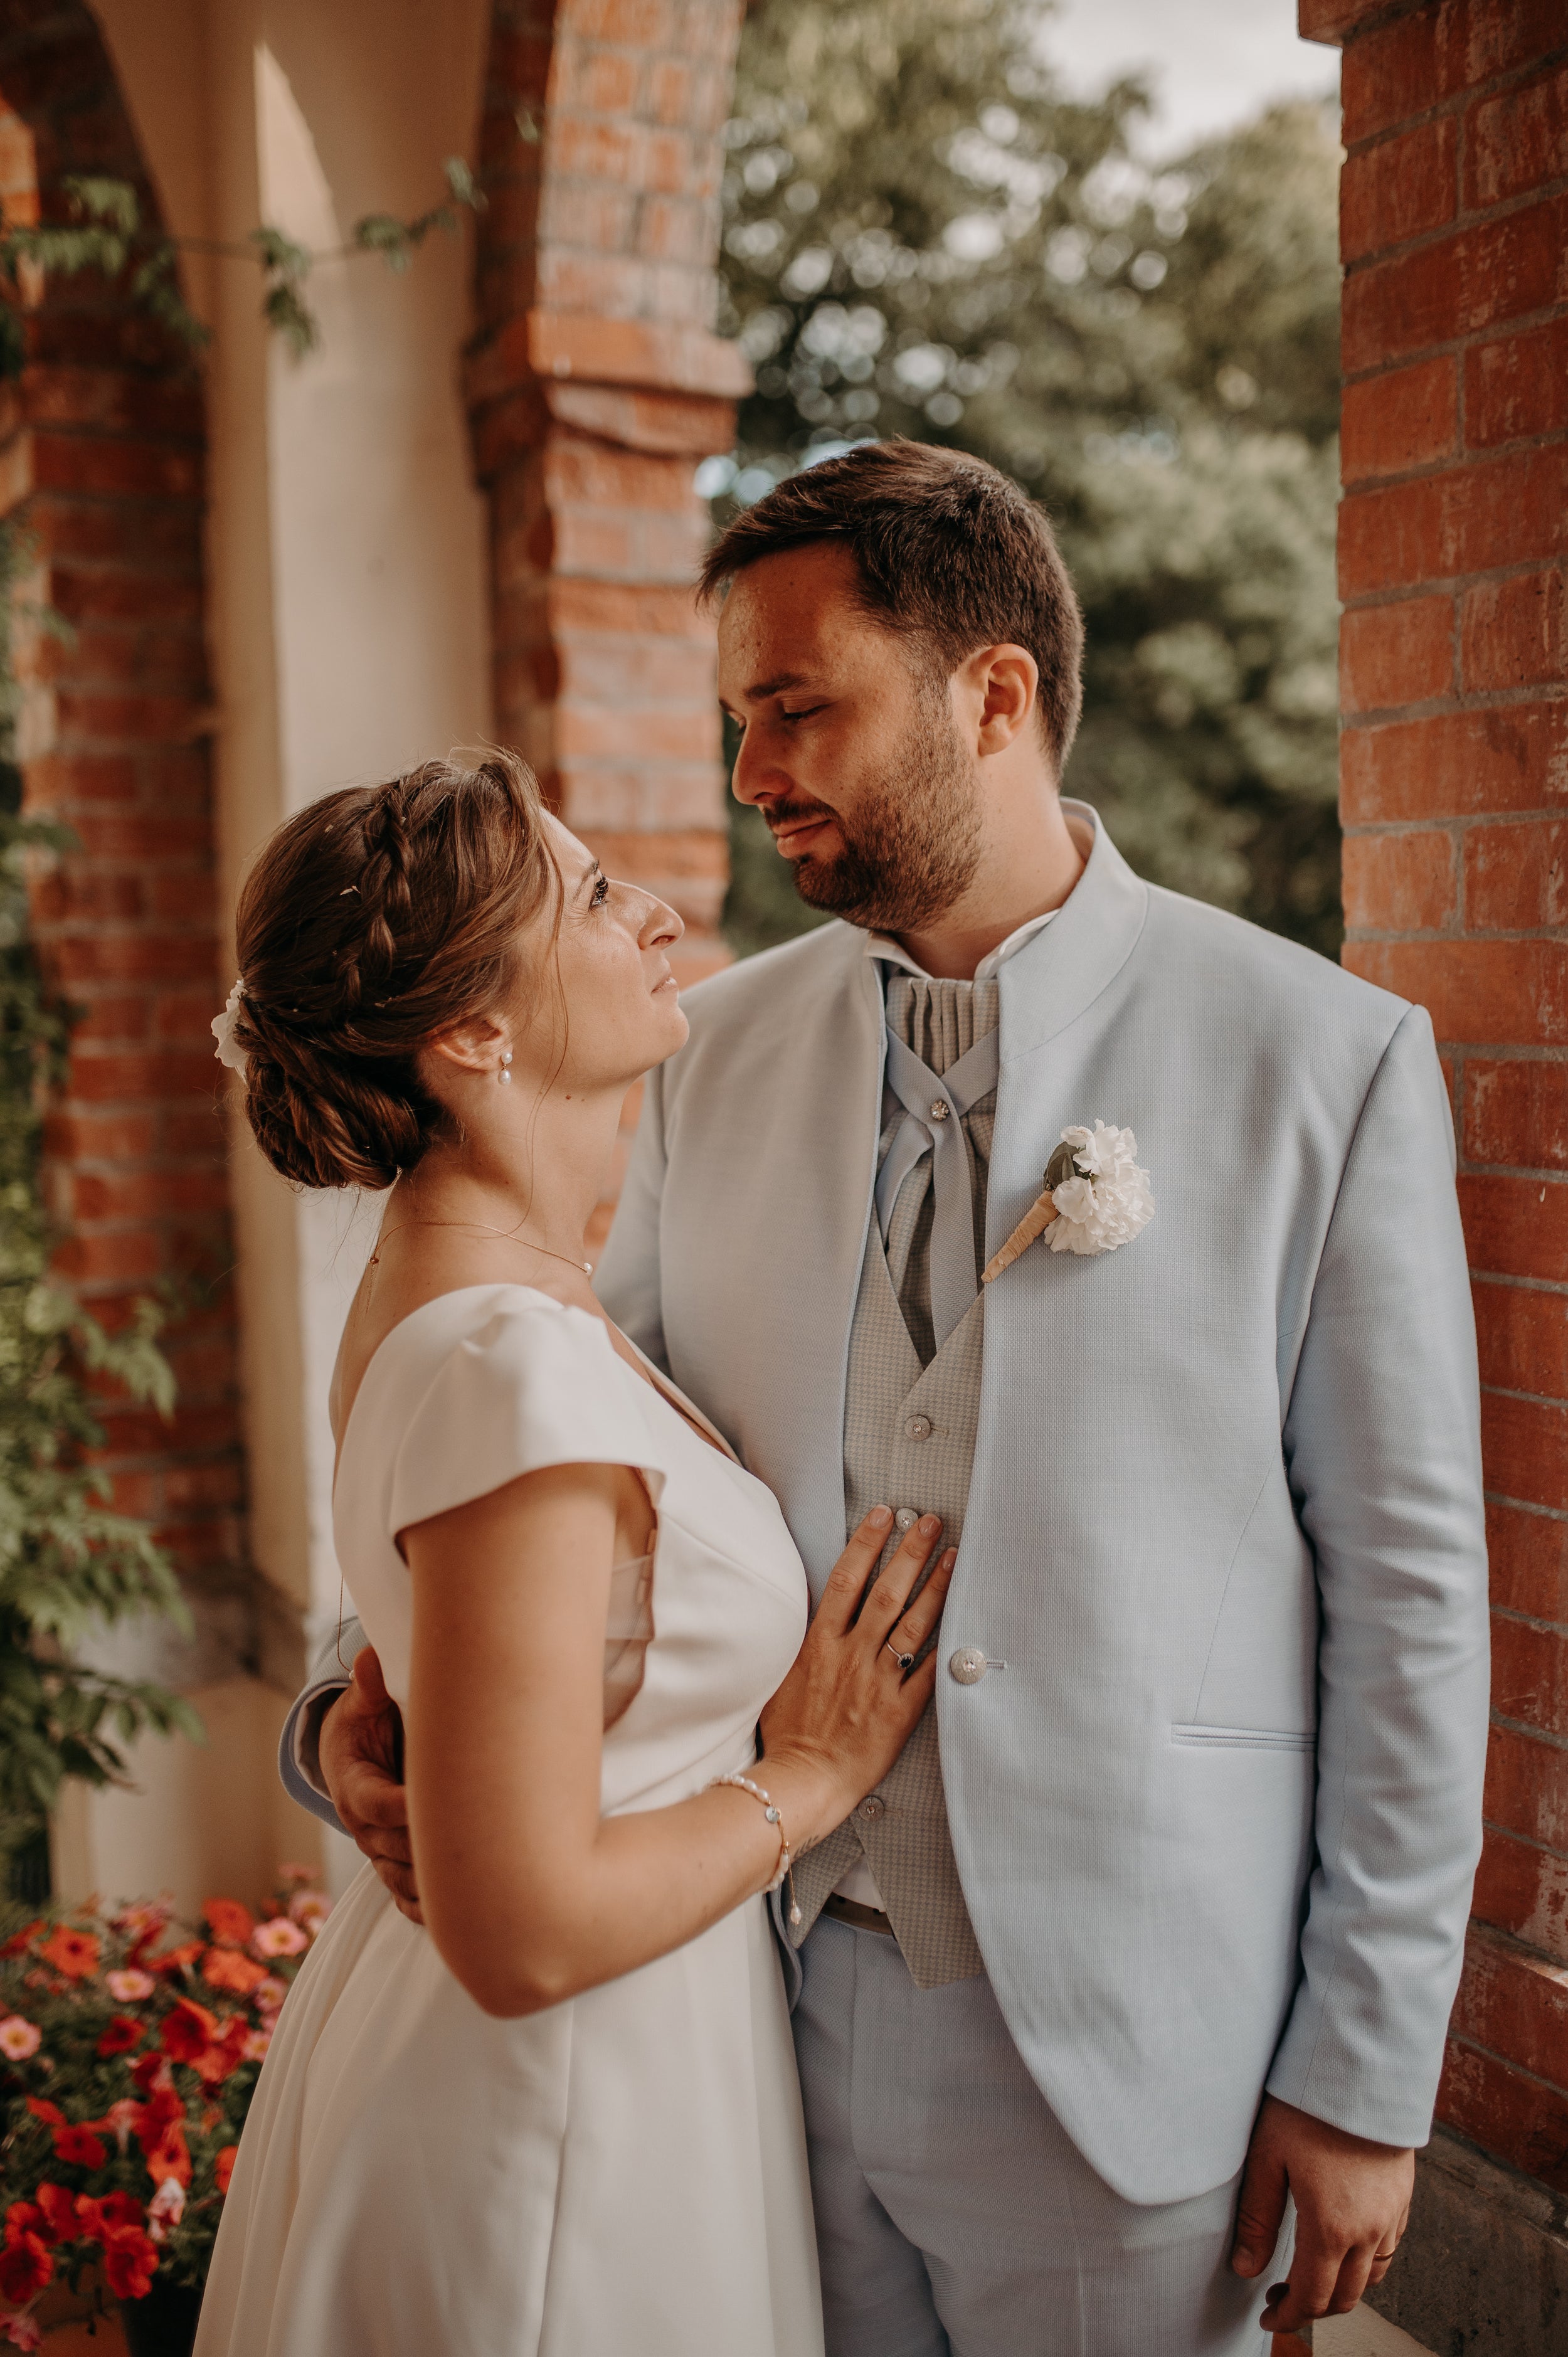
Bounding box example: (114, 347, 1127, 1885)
(593, 805, 1490, 2208)
(790, 975, 997, 1984)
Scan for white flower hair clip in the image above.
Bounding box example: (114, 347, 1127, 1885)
(982, 1120, 1154, 1279)
(211, 978, 248, 1078)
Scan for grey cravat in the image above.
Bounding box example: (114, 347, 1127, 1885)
(877, 1008, 999, 1350)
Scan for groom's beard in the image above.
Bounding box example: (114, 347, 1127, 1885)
(776, 684, 983, 935)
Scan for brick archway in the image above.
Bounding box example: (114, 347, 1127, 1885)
(0, 7, 246, 1641)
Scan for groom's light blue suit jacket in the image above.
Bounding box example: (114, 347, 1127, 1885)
(593, 804, 1490, 2206)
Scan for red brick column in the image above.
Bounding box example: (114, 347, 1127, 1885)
(467, 0, 748, 1000)
(0, 6, 245, 1616)
(1303, 0, 1568, 2194)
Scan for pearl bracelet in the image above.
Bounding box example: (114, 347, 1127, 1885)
(706, 1771, 803, 1927)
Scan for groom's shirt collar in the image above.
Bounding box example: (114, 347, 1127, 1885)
(863, 904, 1059, 984)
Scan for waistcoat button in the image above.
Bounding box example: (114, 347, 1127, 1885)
(856, 1796, 886, 1823)
(894, 1506, 919, 1531)
(904, 1414, 933, 1442)
(949, 1646, 988, 1685)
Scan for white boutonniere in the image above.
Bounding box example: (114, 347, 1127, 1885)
(982, 1120, 1154, 1281)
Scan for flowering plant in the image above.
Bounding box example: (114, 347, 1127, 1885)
(0, 1870, 329, 2348)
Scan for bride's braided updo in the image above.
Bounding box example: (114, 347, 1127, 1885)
(230, 751, 556, 1190)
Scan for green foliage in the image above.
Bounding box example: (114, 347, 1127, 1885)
(0, 741, 201, 1862)
(716, 0, 1343, 958)
(0, 158, 487, 365)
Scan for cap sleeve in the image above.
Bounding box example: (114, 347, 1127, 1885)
(387, 1295, 667, 1539)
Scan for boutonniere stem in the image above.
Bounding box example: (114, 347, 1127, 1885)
(983, 1121, 1154, 1280)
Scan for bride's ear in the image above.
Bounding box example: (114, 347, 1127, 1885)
(425, 1015, 510, 1084)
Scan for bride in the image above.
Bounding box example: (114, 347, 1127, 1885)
(194, 752, 953, 2356)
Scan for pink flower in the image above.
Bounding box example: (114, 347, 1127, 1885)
(1, 2311, 43, 2350)
(107, 1969, 155, 2003)
(250, 1919, 306, 1959)
(287, 1892, 331, 1937)
(0, 2017, 40, 2062)
(251, 1977, 287, 2018)
(241, 2029, 271, 2063)
(146, 2178, 185, 2245)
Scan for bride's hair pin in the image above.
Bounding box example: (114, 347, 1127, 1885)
(499, 1051, 513, 1086)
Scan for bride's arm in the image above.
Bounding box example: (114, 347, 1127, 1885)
(404, 1465, 950, 2017)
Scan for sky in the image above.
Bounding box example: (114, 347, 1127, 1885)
(1045, 0, 1339, 157)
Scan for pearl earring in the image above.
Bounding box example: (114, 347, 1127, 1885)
(499, 1052, 513, 1086)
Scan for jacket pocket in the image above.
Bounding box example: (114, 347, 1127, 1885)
(1171, 1722, 1315, 1753)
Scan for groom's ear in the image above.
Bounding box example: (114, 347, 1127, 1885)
(963, 643, 1040, 758)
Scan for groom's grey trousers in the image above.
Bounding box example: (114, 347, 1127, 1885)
(781, 973, 1273, 2356)
(795, 1916, 1281, 2357)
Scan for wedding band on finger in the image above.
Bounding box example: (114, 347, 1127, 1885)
(884, 1638, 916, 1670)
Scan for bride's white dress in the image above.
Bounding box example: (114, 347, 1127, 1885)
(195, 1284, 824, 2357)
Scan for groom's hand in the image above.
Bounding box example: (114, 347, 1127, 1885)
(1231, 2094, 1413, 2335)
(319, 1646, 422, 1924)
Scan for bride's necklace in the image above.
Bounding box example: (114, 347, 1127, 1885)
(368, 1214, 592, 1276)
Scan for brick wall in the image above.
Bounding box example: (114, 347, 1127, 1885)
(466, 0, 750, 1247)
(1303, 0, 1568, 2194)
(0, 5, 246, 1624)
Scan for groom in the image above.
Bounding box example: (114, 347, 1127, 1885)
(282, 443, 1489, 2353)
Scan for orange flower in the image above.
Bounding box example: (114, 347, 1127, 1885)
(201, 1899, 255, 1949)
(0, 2233, 51, 2304)
(201, 1947, 267, 1998)
(96, 2016, 143, 2059)
(100, 2226, 157, 2303)
(52, 2124, 107, 2170)
(161, 1997, 217, 2065)
(213, 2145, 238, 2196)
(38, 1928, 99, 1983)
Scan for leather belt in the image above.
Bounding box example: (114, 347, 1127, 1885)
(822, 1893, 896, 1937)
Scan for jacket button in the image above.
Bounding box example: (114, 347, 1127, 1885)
(856, 1796, 886, 1823)
(904, 1414, 933, 1442)
(949, 1646, 988, 1685)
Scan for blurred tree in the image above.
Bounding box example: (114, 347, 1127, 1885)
(712, 0, 1342, 959)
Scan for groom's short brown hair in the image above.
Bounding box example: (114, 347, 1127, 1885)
(697, 440, 1084, 775)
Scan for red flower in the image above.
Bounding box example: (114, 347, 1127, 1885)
(32, 2185, 77, 2245)
(100, 2225, 157, 2303)
(131, 2088, 181, 2151)
(0, 2233, 51, 2304)
(3, 2203, 43, 2247)
(142, 2119, 190, 2193)
(38, 1928, 100, 1983)
(23, 2098, 63, 2129)
(129, 2053, 171, 2098)
(201, 1899, 255, 1949)
(160, 1998, 216, 2065)
(201, 1946, 267, 1998)
(147, 1941, 203, 1979)
(96, 2016, 144, 2059)
(52, 2124, 107, 2169)
(0, 1922, 41, 1961)
(75, 2190, 144, 2244)
(214, 2145, 238, 2196)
